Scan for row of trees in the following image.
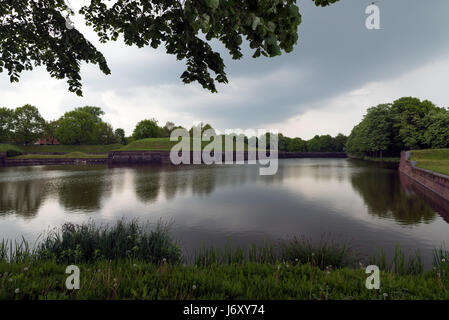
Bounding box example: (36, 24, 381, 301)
(277, 133, 347, 152)
(131, 119, 347, 152)
(0, 105, 126, 145)
(2, 104, 347, 152)
(346, 97, 449, 157)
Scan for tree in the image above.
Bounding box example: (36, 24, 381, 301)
(0, 107, 14, 143)
(0, 1, 110, 96)
(0, 0, 339, 95)
(307, 135, 335, 152)
(391, 97, 440, 150)
(346, 97, 445, 157)
(75, 106, 105, 122)
(287, 137, 307, 152)
(13, 104, 45, 144)
(423, 109, 449, 148)
(41, 120, 59, 144)
(133, 119, 162, 140)
(115, 128, 126, 145)
(55, 110, 97, 145)
(333, 133, 347, 152)
(189, 123, 215, 137)
(95, 122, 117, 144)
(161, 122, 177, 137)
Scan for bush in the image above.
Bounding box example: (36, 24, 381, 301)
(35, 220, 182, 265)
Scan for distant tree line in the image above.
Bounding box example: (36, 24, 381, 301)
(131, 120, 347, 153)
(0, 105, 125, 145)
(346, 97, 449, 157)
(1, 104, 347, 152)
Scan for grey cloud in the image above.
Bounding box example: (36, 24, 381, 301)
(82, 0, 449, 128)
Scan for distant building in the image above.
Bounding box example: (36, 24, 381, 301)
(35, 137, 60, 145)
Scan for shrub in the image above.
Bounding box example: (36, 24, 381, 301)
(35, 220, 182, 264)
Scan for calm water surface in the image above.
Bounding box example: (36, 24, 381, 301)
(1, 159, 448, 265)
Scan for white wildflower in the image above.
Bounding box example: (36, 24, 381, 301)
(14, 288, 20, 294)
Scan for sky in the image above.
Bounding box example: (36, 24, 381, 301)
(1, 0, 449, 139)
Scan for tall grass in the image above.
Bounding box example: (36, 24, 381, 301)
(1, 220, 181, 265)
(0, 237, 34, 263)
(279, 235, 359, 269)
(368, 245, 424, 275)
(35, 220, 182, 264)
(194, 236, 359, 270)
(194, 242, 277, 266)
(1, 220, 445, 277)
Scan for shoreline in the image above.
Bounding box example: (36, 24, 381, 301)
(1, 220, 447, 300)
(0, 151, 347, 167)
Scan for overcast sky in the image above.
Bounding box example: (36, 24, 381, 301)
(1, 0, 449, 139)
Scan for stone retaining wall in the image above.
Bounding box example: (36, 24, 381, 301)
(4, 158, 107, 167)
(399, 151, 449, 201)
(0, 152, 5, 167)
(108, 150, 347, 165)
(0, 151, 347, 167)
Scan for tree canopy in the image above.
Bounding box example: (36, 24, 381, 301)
(0, 0, 339, 95)
(12, 104, 45, 144)
(346, 97, 449, 157)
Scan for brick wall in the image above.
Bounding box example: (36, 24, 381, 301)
(399, 151, 449, 201)
(108, 150, 347, 165)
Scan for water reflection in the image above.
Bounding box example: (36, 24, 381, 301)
(399, 172, 449, 223)
(0, 160, 448, 266)
(0, 176, 48, 217)
(350, 161, 436, 225)
(0, 161, 447, 226)
(57, 169, 112, 212)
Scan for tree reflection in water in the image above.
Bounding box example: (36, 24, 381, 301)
(349, 161, 437, 225)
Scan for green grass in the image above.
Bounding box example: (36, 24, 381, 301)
(19, 144, 122, 153)
(118, 138, 179, 151)
(11, 152, 108, 159)
(410, 149, 449, 161)
(119, 137, 255, 151)
(0, 144, 23, 157)
(410, 149, 449, 176)
(1, 221, 448, 300)
(362, 156, 400, 163)
(2, 259, 449, 300)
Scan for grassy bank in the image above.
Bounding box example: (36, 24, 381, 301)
(119, 137, 256, 152)
(1, 221, 448, 300)
(347, 154, 400, 163)
(0, 144, 23, 157)
(18, 144, 122, 154)
(410, 149, 449, 176)
(361, 156, 400, 163)
(11, 152, 108, 159)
